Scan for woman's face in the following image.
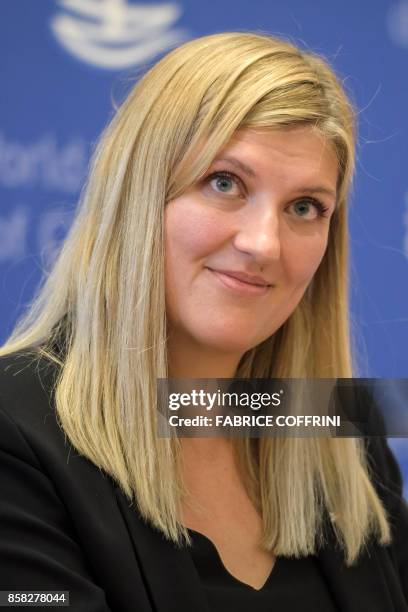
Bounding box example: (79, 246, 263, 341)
(164, 126, 338, 356)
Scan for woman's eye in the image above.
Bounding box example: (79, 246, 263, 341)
(290, 199, 329, 220)
(207, 172, 242, 196)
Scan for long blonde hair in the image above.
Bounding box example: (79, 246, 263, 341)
(0, 31, 391, 565)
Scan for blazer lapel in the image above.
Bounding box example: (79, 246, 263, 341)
(315, 524, 400, 612)
(115, 487, 210, 612)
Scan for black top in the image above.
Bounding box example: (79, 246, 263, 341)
(0, 350, 407, 611)
(187, 528, 337, 611)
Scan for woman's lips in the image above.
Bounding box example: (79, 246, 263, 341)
(207, 268, 272, 296)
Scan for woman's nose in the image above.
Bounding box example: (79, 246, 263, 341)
(233, 208, 281, 264)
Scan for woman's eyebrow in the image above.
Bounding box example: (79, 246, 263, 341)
(293, 186, 337, 199)
(213, 155, 337, 199)
(214, 155, 257, 178)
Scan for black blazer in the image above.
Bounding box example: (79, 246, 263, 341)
(0, 350, 407, 612)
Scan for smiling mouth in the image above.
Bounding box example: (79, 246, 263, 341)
(206, 268, 273, 296)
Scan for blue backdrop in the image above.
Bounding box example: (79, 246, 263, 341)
(0, 0, 407, 494)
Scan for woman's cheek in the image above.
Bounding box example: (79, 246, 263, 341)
(165, 198, 225, 261)
(288, 234, 329, 285)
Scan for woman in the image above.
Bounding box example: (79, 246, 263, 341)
(0, 31, 407, 611)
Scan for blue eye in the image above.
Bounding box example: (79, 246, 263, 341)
(207, 171, 242, 196)
(215, 176, 233, 192)
(294, 201, 310, 215)
(291, 199, 329, 220)
(294, 200, 315, 217)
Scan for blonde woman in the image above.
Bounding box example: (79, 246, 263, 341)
(0, 32, 407, 611)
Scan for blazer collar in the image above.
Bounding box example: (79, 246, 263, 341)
(115, 487, 210, 612)
(315, 541, 398, 611)
(315, 514, 406, 611)
(115, 487, 401, 612)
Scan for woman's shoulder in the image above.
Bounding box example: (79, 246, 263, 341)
(0, 349, 69, 473)
(354, 382, 405, 512)
(0, 349, 128, 608)
(0, 346, 58, 385)
(0, 348, 60, 431)
(368, 435, 408, 601)
(353, 385, 407, 593)
(333, 380, 404, 508)
(0, 347, 119, 512)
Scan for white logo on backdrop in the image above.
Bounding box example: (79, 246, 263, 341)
(37, 208, 74, 268)
(0, 133, 88, 193)
(0, 207, 28, 261)
(0, 206, 74, 268)
(387, 0, 408, 48)
(50, 0, 190, 69)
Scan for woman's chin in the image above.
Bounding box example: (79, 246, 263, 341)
(192, 328, 264, 356)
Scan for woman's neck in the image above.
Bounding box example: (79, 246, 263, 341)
(167, 336, 242, 379)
